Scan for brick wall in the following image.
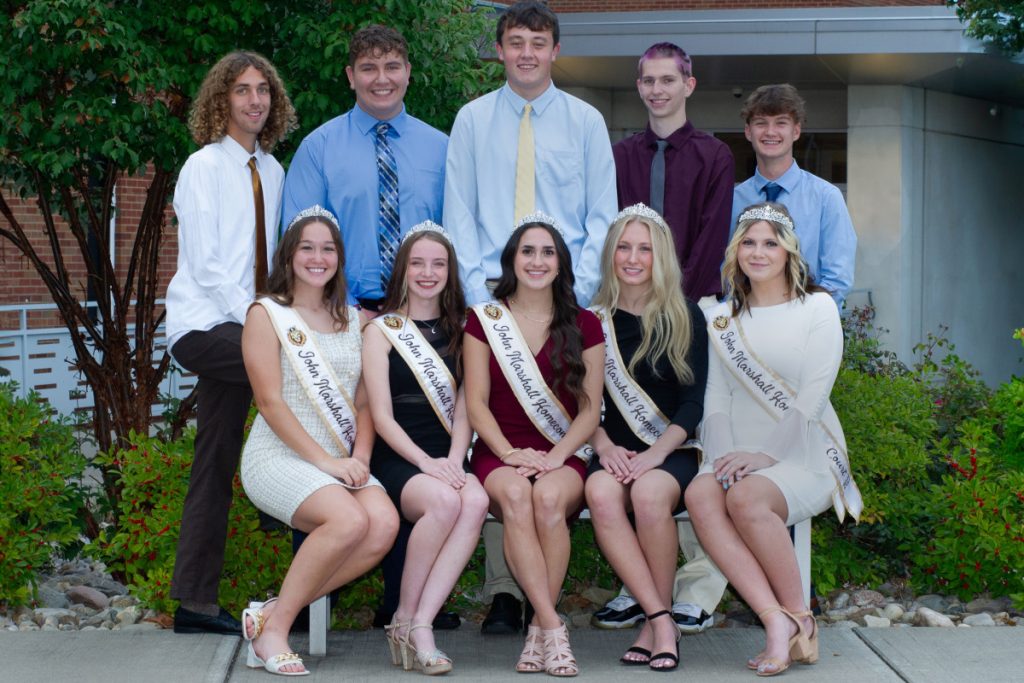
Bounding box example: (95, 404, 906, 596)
(0, 169, 176, 330)
(547, 1, 944, 10)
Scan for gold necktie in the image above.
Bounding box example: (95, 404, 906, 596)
(248, 157, 268, 293)
(514, 103, 535, 223)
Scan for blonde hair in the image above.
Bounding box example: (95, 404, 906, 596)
(722, 202, 820, 315)
(592, 215, 694, 384)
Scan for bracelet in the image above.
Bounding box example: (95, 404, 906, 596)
(501, 447, 522, 462)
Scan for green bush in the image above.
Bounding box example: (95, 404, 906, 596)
(0, 382, 88, 607)
(911, 423, 1024, 606)
(88, 429, 294, 616)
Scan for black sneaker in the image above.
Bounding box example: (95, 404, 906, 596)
(672, 602, 714, 634)
(591, 595, 645, 629)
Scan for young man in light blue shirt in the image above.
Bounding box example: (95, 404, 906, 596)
(444, 0, 616, 308)
(731, 84, 856, 308)
(282, 25, 448, 311)
(444, 0, 617, 637)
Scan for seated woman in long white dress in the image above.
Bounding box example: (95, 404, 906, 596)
(685, 202, 861, 677)
(238, 206, 399, 676)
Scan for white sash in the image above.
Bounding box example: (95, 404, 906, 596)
(591, 306, 700, 452)
(372, 315, 457, 435)
(706, 301, 862, 522)
(256, 298, 357, 457)
(472, 302, 593, 463)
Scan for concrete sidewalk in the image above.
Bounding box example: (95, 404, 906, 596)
(3, 625, 1021, 682)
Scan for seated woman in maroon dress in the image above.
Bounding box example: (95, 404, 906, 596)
(463, 214, 604, 677)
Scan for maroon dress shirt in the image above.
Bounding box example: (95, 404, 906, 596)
(613, 122, 734, 299)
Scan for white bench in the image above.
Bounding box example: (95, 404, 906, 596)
(306, 512, 811, 656)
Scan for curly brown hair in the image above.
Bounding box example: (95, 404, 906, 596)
(348, 24, 408, 65)
(188, 51, 297, 153)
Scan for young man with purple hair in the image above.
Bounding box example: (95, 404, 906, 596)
(594, 41, 732, 636)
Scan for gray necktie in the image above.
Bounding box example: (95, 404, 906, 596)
(650, 139, 668, 215)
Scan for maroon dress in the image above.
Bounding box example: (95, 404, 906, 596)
(465, 305, 604, 484)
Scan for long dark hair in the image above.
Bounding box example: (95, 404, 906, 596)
(493, 221, 587, 407)
(380, 230, 466, 371)
(264, 215, 350, 329)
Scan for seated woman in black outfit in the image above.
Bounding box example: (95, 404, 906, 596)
(584, 204, 709, 672)
(363, 222, 489, 675)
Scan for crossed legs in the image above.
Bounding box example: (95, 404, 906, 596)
(685, 473, 813, 671)
(393, 473, 489, 655)
(249, 485, 399, 674)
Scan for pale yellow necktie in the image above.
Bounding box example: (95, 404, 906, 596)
(514, 103, 535, 223)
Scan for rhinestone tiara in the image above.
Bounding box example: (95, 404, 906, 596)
(613, 203, 669, 232)
(515, 211, 565, 238)
(401, 219, 453, 245)
(286, 204, 339, 232)
(738, 204, 794, 231)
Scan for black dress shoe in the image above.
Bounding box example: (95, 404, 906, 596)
(481, 592, 522, 635)
(433, 610, 461, 630)
(173, 606, 242, 635)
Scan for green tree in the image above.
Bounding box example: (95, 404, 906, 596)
(0, 0, 500, 526)
(949, 1, 1024, 54)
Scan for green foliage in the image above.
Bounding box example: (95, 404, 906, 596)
(88, 429, 293, 615)
(0, 383, 88, 607)
(911, 422, 1024, 606)
(565, 523, 619, 592)
(912, 327, 991, 444)
(949, 0, 1024, 55)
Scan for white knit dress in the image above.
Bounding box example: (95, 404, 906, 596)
(241, 307, 379, 525)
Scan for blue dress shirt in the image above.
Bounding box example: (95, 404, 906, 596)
(732, 161, 857, 307)
(282, 105, 448, 301)
(444, 82, 617, 306)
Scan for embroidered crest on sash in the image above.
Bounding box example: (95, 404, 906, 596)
(287, 327, 306, 345)
(712, 315, 729, 331)
(483, 303, 502, 320)
(382, 315, 403, 330)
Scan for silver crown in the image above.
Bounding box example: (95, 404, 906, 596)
(613, 203, 669, 232)
(515, 211, 565, 238)
(401, 220, 453, 245)
(286, 205, 339, 232)
(738, 204, 794, 231)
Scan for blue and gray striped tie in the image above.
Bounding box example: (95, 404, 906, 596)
(375, 122, 400, 290)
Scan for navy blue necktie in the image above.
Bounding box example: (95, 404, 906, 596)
(375, 122, 400, 290)
(763, 182, 782, 203)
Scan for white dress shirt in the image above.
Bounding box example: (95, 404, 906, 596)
(444, 82, 617, 306)
(166, 136, 284, 350)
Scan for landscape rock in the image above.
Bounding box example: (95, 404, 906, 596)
(34, 584, 70, 609)
(115, 605, 141, 625)
(851, 589, 885, 608)
(963, 612, 995, 627)
(863, 615, 891, 628)
(915, 606, 955, 627)
(579, 586, 616, 607)
(110, 595, 138, 609)
(882, 603, 905, 622)
(829, 592, 850, 610)
(67, 585, 110, 610)
(966, 597, 1008, 613)
(916, 594, 949, 612)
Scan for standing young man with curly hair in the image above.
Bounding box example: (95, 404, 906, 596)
(166, 51, 296, 634)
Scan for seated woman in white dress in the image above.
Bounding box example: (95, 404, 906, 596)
(584, 204, 707, 672)
(685, 202, 861, 677)
(239, 206, 399, 676)
(363, 222, 489, 675)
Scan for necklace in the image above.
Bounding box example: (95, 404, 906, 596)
(509, 298, 552, 323)
(415, 317, 439, 334)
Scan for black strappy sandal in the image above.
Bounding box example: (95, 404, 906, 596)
(644, 610, 680, 672)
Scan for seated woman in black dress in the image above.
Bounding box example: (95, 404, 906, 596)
(585, 204, 708, 672)
(364, 222, 489, 675)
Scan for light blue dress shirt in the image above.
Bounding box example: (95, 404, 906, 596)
(732, 161, 856, 307)
(282, 105, 448, 301)
(444, 82, 617, 306)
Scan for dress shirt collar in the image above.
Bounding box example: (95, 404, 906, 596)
(642, 120, 694, 150)
(753, 159, 802, 194)
(500, 80, 558, 116)
(218, 134, 266, 167)
(352, 103, 410, 137)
